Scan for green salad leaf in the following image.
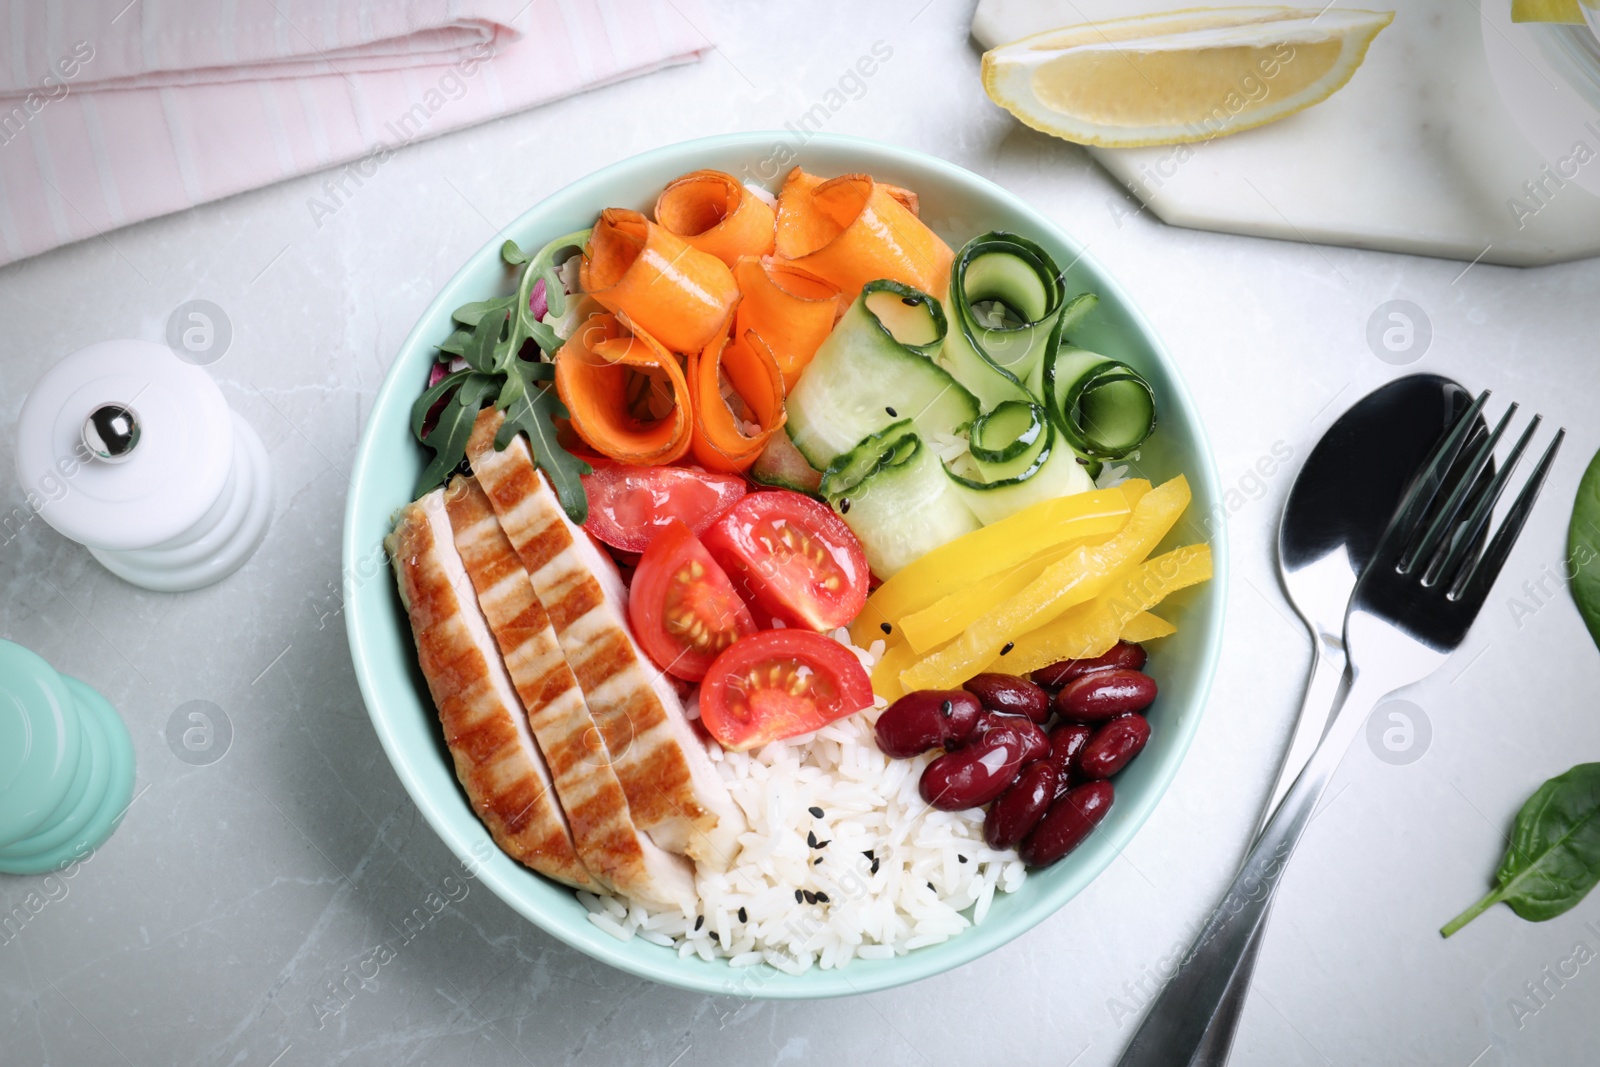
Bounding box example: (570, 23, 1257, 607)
(1569, 445, 1600, 647)
(497, 360, 590, 524)
(415, 370, 497, 498)
(1441, 763, 1600, 936)
(410, 229, 593, 515)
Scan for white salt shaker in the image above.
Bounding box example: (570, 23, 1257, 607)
(14, 339, 272, 592)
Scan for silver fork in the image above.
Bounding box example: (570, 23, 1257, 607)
(1115, 392, 1564, 1067)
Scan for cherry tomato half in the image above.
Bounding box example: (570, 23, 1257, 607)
(701, 491, 869, 631)
(628, 520, 756, 681)
(698, 630, 874, 751)
(582, 462, 747, 553)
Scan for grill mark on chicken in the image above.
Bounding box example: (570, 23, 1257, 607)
(388, 491, 591, 889)
(466, 408, 746, 869)
(443, 475, 696, 910)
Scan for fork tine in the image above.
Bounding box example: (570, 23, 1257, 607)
(1403, 402, 1516, 577)
(1449, 427, 1566, 603)
(1370, 390, 1491, 571)
(1433, 415, 1541, 589)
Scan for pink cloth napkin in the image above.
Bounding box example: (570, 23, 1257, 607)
(0, 0, 712, 267)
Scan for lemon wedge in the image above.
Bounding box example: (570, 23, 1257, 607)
(1510, 0, 1587, 23)
(981, 6, 1395, 147)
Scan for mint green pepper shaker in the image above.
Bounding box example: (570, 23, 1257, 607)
(0, 640, 135, 875)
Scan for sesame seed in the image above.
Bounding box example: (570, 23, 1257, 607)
(871, 858, 880, 875)
(803, 890, 818, 905)
(709, 930, 720, 943)
(807, 831, 819, 848)
(840, 498, 852, 514)
(814, 856, 824, 866)
(815, 892, 830, 903)
(927, 881, 936, 893)
(694, 915, 704, 931)
(795, 889, 803, 903)
(885, 406, 898, 417)
(901, 297, 917, 307)
(880, 622, 892, 634)
(808, 806, 824, 819)
(738, 907, 748, 923)
(1001, 641, 1015, 656)
(816, 839, 830, 849)
(958, 854, 969, 864)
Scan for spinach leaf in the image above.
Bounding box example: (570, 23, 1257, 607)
(1441, 763, 1600, 936)
(1569, 446, 1600, 647)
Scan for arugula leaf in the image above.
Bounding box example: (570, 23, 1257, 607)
(459, 304, 505, 374)
(412, 228, 594, 510)
(1441, 763, 1600, 936)
(437, 328, 472, 357)
(451, 294, 516, 327)
(414, 371, 497, 497)
(497, 359, 592, 524)
(507, 228, 592, 360)
(1569, 446, 1600, 647)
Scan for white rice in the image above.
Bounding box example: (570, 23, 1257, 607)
(585, 629, 1027, 970)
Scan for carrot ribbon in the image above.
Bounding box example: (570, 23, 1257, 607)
(731, 255, 841, 391)
(774, 168, 953, 301)
(580, 207, 739, 354)
(687, 325, 786, 473)
(554, 309, 693, 465)
(654, 169, 777, 267)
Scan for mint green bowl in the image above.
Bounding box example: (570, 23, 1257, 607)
(344, 132, 1226, 998)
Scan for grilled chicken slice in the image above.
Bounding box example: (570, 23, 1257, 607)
(444, 475, 698, 912)
(467, 409, 746, 871)
(388, 490, 592, 890)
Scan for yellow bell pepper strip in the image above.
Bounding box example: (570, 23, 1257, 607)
(974, 542, 1211, 676)
(847, 486, 1132, 647)
(871, 638, 918, 704)
(1120, 611, 1176, 643)
(900, 540, 1079, 654)
(1119, 477, 1150, 509)
(899, 475, 1192, 692)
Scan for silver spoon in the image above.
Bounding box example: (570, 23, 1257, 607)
(1186, 373, 1476, 1066)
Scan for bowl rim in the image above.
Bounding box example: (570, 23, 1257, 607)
(344, 130, 1228, 999)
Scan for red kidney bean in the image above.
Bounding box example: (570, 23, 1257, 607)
(1054, 668, 1157, 722)
(1077, 714, 1152, 780)
(974, 712, 1049, 766)
(985, 761, 1059, 849)
(875, 690, 982, 758)
(919, 723, 1026, 811)
(1047, 723, 1092, 788)
(963, 673, 1051, 723)
(1031, 642, 1147, 689)
(1020, 781, 1115, 867)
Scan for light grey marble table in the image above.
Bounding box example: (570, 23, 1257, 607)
(3, 4, 1599, 1065)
